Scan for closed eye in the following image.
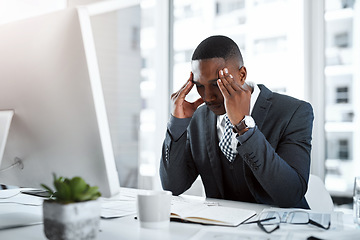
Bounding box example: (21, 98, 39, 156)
(192, 80, 218, 88)
(192, 80, 203, 88)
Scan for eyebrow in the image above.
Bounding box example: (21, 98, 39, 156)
(192, 78, 218, 85)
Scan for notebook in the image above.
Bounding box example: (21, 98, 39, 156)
(171, 201, 256, 226)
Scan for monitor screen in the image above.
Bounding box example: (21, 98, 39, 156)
(0, 7, 123, 197)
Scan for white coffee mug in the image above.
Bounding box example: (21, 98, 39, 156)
(137, 190, 172, 229)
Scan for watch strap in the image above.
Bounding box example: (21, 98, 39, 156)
(233, 120, 247, 133)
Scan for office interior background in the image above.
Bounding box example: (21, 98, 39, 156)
(0, 0, 359, 207)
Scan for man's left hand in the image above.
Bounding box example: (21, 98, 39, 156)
(217, 67, 252, 125)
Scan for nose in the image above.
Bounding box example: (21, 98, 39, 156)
(203, 87, 216, 102)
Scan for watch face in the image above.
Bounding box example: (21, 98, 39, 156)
(244, 116, 255, 128)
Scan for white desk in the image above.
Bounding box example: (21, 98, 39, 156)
(0, 187, 359, 240)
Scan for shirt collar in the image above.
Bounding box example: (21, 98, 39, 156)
(218, 113, 226, 128)
(249, 82, 260, 114)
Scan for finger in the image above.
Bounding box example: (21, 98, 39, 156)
(180, 72, 196, 96)
(177, 79, 194, 101)
(182, 72, 193, 88)
(176, 72, 192, 96)
(241, 82, 252, 93)
(189, 71, 194, 81)
(217, 78, 230, 98)
(172, 72, 193, 100)
(223, 68, 243, 91)
(182, 79, 194, 96)
(228, 74, 243, 92)
(219, 69, 237, 95)
(171, 91, 181, 101)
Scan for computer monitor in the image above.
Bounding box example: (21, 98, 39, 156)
(0, 3, 137, 197)
(0, 111, 13, 167)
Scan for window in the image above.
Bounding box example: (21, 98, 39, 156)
(171, 0, 306, 196)
(253, 36, 287, 54)
(335, 86, 349, 103)
(324, 0, 360, 197)
(215, 0, 245, 15)
(338, 139, 349, 160)
(138, 0, 170, 190)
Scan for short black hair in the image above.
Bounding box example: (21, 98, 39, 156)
(191, 35, 243, 67)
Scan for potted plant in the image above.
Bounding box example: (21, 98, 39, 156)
(41, 174, 102, 240)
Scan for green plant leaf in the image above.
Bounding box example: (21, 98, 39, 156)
(40, 184, 54, 196)
(77, 186, 101, 201)
(54, 179, 72, 202)
(41, 173, 101, 203)
(69, 177, 88, 201)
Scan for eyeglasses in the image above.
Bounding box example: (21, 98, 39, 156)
(249, 211, 331, 234)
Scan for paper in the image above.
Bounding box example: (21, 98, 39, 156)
(0, 212, 42, 230)
(310, 229, 360, 240)
(100, 198, 137, 219)
(190, 228, 289, 240)
(171, 200, 256, 226)
(99, 188, 141, 219)
(0, 188, 43, 206)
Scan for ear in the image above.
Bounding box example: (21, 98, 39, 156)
(238, 66, 247, 85)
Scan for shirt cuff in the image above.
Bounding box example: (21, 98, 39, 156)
(167, 115, 191, 141)
(236, 126, 256, 145)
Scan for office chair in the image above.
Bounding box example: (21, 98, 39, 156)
(305, 174, 334, 213)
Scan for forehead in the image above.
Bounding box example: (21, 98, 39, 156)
(191, 58, 226, 82)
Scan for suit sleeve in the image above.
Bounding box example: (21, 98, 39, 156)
(237, 101, 314, 207)
(159, 116, 199, 195)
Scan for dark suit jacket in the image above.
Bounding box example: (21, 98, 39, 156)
(160, 84, 314, 208)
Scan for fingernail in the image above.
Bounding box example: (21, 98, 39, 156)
(220, 70, 223, 75)
(229, 74, 233, 78)
(224, 68, 228, 74)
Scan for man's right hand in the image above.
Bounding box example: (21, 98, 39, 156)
(171, 72, 204, 119)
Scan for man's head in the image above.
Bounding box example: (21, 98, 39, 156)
(191, 35, 247, 115)
(192, 35, 244, 66)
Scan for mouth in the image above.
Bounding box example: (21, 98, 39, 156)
(206, 102, 223, 110)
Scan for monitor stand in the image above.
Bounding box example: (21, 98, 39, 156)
(0, 110, 14, 167)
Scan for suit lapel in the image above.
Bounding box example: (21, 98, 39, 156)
(205, 108, 224, 197)
(251, 84, 272, 130)
(203, 85, 272, 198)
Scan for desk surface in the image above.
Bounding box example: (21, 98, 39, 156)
(0, 187, 359, 240)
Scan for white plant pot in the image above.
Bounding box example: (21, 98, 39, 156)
(43, 199, 100, 240)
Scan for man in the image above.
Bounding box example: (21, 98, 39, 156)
(160, 35, 313, 208)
